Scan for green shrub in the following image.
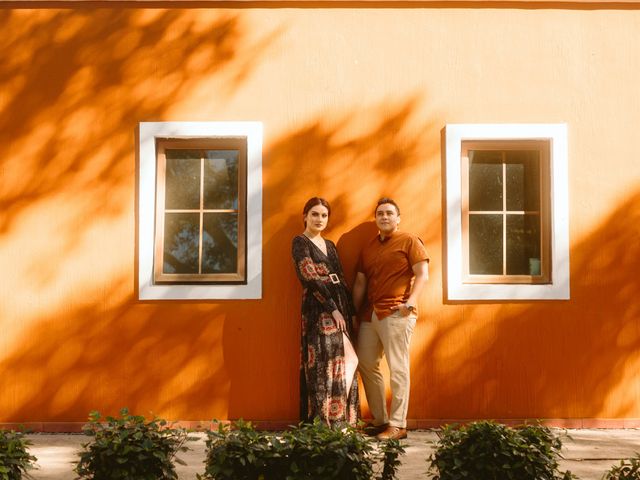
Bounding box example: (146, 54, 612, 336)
(603, 454, 640, 479)
(428, 420, 575, 480)
(0, 430, 37, 480)
(198, 418, 405, 480)
(74, 408, 194, 480)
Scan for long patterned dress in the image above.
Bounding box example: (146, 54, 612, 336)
(291, 234, 359, 426)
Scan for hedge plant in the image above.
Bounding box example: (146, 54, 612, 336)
(0, 430, 37, 480)
(603, 454, 640, 480)
(198, 418, 405, 480)
(428, 420, 575, 480)
(74, 408, 194, 480)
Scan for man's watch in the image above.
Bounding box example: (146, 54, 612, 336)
(405, 303, 416, 313)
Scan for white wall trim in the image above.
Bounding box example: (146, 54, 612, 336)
(138, 121, 262, 300)
(444, 123, 570, 301)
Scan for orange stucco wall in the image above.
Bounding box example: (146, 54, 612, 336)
(1, 3, 639, 428)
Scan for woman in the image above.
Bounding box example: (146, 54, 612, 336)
(291, 197, 359, 426)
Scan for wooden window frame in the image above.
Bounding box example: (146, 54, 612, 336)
(153, 138, 247, 284)
(461, 140, 551, 285)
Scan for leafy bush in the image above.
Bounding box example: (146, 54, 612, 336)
(603, 454, 640, 479)
(74, 408, 193, 480)
(428, 420, 575, 480)
(0, 430, 37, 480)
(198, 418, 405, 480)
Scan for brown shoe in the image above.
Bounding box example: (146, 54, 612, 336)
(362, 422, 389, 437)
(376, 425, 407, 440)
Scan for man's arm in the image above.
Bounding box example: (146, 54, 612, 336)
(352, 271, 368, 312)
(392, 260, 429, 315)
(406, 260, 429, 307)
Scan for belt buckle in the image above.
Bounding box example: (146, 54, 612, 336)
(329, 273, 340, 284)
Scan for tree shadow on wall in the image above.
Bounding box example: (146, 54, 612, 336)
(222, 96, 443, 420)
(261, 93, 442, 291)
(0, 7, 450, 426)
(0, 5, 281, 297)
(0, 93, 442, 425)
(0, 7, 279, 235)
(410, 189, 640, 423)
(0, 6, 282, 423)
(0, 282, 241, 423)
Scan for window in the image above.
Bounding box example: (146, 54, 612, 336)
(154, 138, 246, 284)
(445, 124, 569, 301)
(462, 141, 550, 284)
(138, 122, 262, 300)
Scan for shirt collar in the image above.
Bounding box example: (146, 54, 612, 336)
(377, 230, 396, 243)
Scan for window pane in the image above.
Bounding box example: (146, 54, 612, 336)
(506, 214, 541, 275)
(469, 214, 503, 275)
(469, 151, 503, 211)
(506, 151, 540, 211)
(203, 150, 238, 210)
(202, 213, 238, 274)
(163, 213, 200, 274)
(165, 150, 201, 209)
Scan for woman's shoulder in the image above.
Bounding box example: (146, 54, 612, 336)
(292, 234, 308, 250)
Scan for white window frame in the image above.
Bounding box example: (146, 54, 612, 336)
(445, 124, 570, 301)
(138, 122, 262, 300)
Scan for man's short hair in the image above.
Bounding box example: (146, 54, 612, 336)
(375, 197, 400, 216)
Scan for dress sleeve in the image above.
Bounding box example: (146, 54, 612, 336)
(292, 236, 339, 314)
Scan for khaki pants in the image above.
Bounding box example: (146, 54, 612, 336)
(357, 310, 417, 428)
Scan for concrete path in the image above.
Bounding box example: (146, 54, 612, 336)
(25, 429, 640, 479)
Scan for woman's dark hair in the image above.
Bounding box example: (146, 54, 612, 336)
(303, 197, 331, 226)
(375, 197, 400, 215)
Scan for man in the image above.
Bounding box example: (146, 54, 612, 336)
(352, 197, 429, 440)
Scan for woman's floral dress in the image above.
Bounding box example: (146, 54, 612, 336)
(291, 234, 359, 426)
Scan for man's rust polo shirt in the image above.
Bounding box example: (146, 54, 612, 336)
(357, 230, 429, 321)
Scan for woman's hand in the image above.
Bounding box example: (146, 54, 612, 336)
(331, 309, 347, 332)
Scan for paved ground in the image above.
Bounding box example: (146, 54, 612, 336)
(25, 429, 640, 479)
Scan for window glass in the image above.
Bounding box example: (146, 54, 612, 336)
(469, 214, 503, 275)
(163, 212, 200, 274)
(505, 151, 539, 211)
(154, 138, 246, 284)
(469, 151, 503, 211)
(202, 213, 238, 274)
(165, 151, 201, 210)
(506, 214, 541, 275)
(464, 143, 548, 283)
(203, 150, 238, 210)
